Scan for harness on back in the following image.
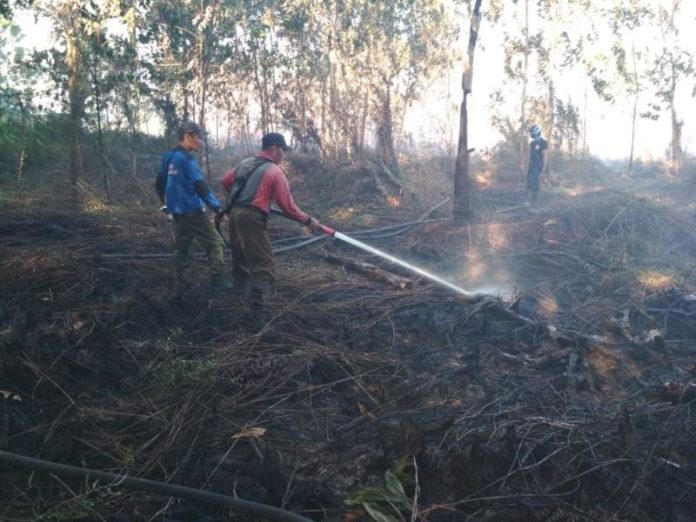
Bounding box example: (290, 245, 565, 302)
(216, 158, 272, 218)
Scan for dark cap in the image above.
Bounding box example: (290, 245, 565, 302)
(178, 121, 205, 140)
(262, 132, 291, 151)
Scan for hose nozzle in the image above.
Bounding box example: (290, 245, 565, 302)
(319, 225, 336, 237)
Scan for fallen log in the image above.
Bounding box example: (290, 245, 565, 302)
(325, 254, 412, 289)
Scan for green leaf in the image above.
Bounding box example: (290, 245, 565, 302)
(384, 471, 407, 499)
(350, 487, 394, 503)
(363, 502, 399, 522)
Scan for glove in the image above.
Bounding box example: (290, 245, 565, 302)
(306, 216, 322, 233)
(214, 210, 226, 226)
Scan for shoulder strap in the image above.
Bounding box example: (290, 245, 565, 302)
(219, 158, 272, 216)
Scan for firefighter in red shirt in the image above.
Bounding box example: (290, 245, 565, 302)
(217, 133, 324, 323)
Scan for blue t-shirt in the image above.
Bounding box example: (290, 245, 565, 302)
(162, 146, 220, 215)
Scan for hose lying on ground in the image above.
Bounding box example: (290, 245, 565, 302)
(267, 198, 448, 253)
(0, 450, 313, 522)
(99, 199, 451, 259)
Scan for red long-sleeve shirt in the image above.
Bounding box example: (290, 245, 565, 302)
(221, 151, 310, 224)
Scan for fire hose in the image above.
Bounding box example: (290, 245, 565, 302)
(213, 207, 335, 251)
(158, 200, 487, 298)
(0, 450, 312, 522)
(216, 207, 478, 297)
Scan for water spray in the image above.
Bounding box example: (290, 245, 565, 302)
(332, 230, 477, 296)
(310, 222, 480, 297)
(215, 208, 491, 297)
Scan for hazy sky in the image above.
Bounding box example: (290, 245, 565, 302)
(10, 4, 696, 162)
(410, 1, 696, 162)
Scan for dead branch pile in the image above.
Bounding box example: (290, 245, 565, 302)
(2, 188, 696, 521)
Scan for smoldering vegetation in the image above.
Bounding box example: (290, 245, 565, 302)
(2, 168, 696, 521)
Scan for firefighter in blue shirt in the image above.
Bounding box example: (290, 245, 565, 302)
(156, 121, 231, 299)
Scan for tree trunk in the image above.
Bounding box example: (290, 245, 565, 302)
(629, 95, 637, 175)
(128, 2, 139, 139)
(376, 82, 399, 176)
(253, 47, 268, 134)
(16, 100, 27, 183)
(628, 34, 638, 175)
(454, 95, 471, 219)
(547, 81, 555, 171)
(66, 15, 84, 199)
(91, 37, 109, 199)
(357, 89, 370, 152)
(320, 67, 328, 155)
(518, 0, 530, 180)
(328, 2, 340, 157)
(669, 64, 681, 175)
(580, 86, 587, 181)
(453, 0, 482, 221)
(659, 0, 682, 176)
(197, 7, 212, 182)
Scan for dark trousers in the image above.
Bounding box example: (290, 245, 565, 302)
(228, 206, 276, 315)
(526, 168, 541, 192)
(228, 206, 276, 284)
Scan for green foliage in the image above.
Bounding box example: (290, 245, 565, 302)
(0, 115, 66, 184)
(4, 0, 694, 173)
(345, 471, 411, 522)
(0, 0, 33, 19)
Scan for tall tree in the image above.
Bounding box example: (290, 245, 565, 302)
(60, 1, 87, 195)
(606, 0, 652, 174)
(649, 0, 692, 175)
(453, 0, 482, 220)
(366, 0, 456, 176)
(144, 0, 203, 134)
(0, 15, 40, 182)
(517, 0, 529, 178)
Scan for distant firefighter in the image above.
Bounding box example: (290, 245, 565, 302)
(526, 124, 549, 207)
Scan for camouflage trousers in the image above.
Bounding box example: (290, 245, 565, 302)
(173, 212, 225, 290)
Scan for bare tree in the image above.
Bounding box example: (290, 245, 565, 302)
(654, 0, 689, 175)
(453, 0, 482, 220)
(60, 2, 86, 197)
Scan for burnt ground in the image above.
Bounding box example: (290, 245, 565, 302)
(1, 169, 696, 522)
